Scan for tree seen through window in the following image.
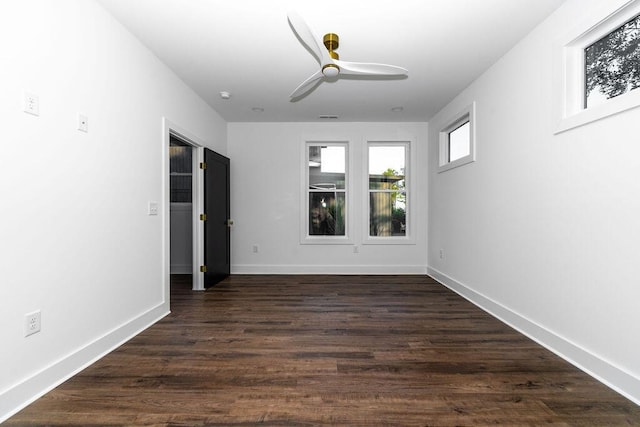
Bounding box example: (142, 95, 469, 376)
(369, 145, 406, 237)
(585, 14, 640, 108)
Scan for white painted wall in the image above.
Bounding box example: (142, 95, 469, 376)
(228, 122, 428, 274)
(428, 0, 640, 404)
(0, 0, 226, 420)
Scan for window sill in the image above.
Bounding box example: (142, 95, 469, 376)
(362, 236, 416, 245)
(300, 236, 354, 245)
(555, 89, 640, 134)
(437, 155, 475, 173)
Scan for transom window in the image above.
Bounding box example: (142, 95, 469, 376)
(585, 13, 640, 109)
(438, 103, 475, 172)
(555, 1, 640, 133)
(447, 121, 471, 163)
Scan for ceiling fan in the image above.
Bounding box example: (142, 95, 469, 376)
(287, 11, 408, 99)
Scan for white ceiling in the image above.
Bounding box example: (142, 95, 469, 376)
(97, 0, 566, 122)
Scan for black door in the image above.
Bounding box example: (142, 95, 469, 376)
(203, 148, 230, 287)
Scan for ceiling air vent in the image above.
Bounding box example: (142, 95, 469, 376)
(318, 115, 339, 119)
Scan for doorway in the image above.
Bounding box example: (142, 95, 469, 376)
(164, 119, 231, 293)
(169, 136, 194, 290)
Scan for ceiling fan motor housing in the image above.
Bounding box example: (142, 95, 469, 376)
(322, 64, 340, 77)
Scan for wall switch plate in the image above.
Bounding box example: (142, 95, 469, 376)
(24, 92, 39, 116)
(78, 114, 88, 132)
(25, 310, 41, 337)
(148, 201, 159, 216)
(252, 244, 259, 253)
(353, 245, 359, 253)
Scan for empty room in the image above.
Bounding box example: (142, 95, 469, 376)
(2, 0, 640, 424)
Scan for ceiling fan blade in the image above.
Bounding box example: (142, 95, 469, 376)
(334, 60, 408, 76)
(287, 11, 331, 65)
(290, 70, 324, 99)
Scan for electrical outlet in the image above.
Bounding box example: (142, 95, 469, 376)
(148, 201, 159, 216)
(24, 92, 39, 116)
(25, 310, 41, 337)
(439, 249, 444, 259)
(353, 245, 359, 253)
(78, 113, 88, 132)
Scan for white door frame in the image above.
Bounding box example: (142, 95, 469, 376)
(163, 118, 205, 292)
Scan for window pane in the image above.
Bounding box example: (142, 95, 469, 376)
(309, 192, 345, 236)
(369, 146, 405, 190)
(368, 145, 407, 237)
(370, 192, 406, 236)
(585, 14, 640, 108)
(448, 121, 470, 162)
(309, 146, 345, 190)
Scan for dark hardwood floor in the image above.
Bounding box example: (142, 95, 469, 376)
(7, 275, 640, 426)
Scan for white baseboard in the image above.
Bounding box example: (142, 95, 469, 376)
(0, 303, 170, 423)
(232, 264, 429, 275)
(427, 266, 640, 406)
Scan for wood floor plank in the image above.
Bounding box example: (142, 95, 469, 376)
(6, 274, 640, 426)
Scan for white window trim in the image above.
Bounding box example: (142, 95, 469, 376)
(300, 140, 353, 245)
(362, 139, 416, 245)
(438, 102, 476, 173)
(554, 0, 640, 134)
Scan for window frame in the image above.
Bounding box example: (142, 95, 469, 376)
(300, 140, 353, 245)
(363, 139, 416, 245)
(438, 102, 476, 173)
(555, 0, 640, 134)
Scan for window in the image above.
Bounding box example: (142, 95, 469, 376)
(303, 142, 349, 242)
(585, 13, 640, 109)
(366, 141, 413, 242)
(438, 103, 475, 172)
(556, 1, 640, 133)
(448, 121, 471, 162)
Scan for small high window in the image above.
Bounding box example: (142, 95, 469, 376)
(585, 13, 640, 109)
(448, 121, 471, 162)
(556, 2, 640, 133)
(438, 103, 475, 172)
